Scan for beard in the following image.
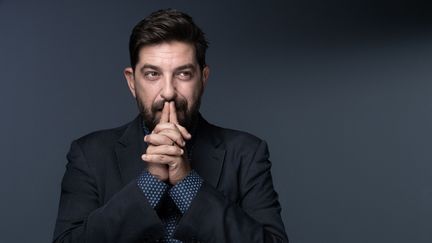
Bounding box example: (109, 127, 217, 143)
(136, 94, 202, 132)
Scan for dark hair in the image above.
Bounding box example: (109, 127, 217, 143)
(129, 9, 209, 71)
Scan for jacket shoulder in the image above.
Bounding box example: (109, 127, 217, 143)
(206, 121, 266, 151)
(73, 120, 131, 151)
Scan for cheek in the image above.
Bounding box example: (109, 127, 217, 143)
(192, 83, 204, 100)
(136, 82, 160, 105)
(180, 83, 202, 104)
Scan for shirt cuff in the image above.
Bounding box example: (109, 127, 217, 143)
(137, 170, 168, 208)
(168, 170, 203, 214)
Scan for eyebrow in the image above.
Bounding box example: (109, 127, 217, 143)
(139, 63, 197, 74)
(173, 64, 196, 72)
(140, 64, 161, 74)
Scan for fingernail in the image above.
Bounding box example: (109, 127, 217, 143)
(144, 136, 147, 142)
(142, 154, 147, 160)
(180, 149, 184, 155)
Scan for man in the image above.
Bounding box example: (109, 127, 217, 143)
(53, 9, 288, 243)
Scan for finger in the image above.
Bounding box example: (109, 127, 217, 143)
(160, 101, 170, 124)
(169, 102, 191, 139)
(152, 122, 178, 134)
(175, 124, 192, 140)
(144, 133, 178, 146)
(146, 144, 184, 156)
(146, 126, 185, 146)
(142, 154, 179, 166)
(158, 130, 185, 147)
(169, 101, 179, 124)
(153, 122, 191, 140)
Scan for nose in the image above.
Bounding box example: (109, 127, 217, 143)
(160, 76, 177, 102)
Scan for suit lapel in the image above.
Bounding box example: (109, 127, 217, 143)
(115, 115, 147, 186)
(191, 115, 226, 188)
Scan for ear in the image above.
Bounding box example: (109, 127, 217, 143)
(124, 67, 136, 98)
(201, 65, 210, 88)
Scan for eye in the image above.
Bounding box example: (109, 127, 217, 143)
(177, 71, 193, 80)
(144, 71, 160, 81)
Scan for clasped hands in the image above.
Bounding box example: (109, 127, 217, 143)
(142, 101, 192, 185)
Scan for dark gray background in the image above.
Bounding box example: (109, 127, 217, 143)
(1, 0, 431, 242)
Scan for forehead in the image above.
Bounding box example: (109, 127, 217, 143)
(137, 41, 197, 68)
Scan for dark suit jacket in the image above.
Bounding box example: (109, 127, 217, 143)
(53, 114, 288, 242)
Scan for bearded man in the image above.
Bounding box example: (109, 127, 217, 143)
(53, 9, 288, 243)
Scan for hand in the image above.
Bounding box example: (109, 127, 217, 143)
(142, 102, 170, 181)
(142, 101, 192, 185)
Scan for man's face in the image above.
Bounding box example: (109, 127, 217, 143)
(124, 41, 209, 131)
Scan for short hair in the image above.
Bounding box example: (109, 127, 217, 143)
(129, 9, 209, 71)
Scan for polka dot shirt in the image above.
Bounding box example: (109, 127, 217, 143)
(137, 170, 203, 242)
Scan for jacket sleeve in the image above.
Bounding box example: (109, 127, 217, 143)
(53, 141, 164, 243)
(174, 140, 289, 243)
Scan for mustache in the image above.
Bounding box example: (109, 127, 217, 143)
(151, 99, 188, 113)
